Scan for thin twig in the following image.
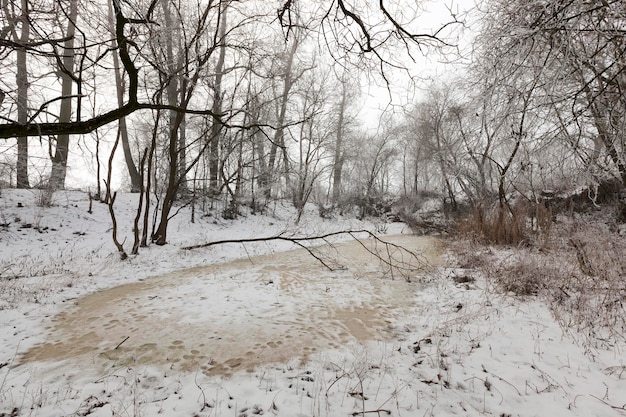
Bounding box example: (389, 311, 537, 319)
(115, 336, 129, 350)
(351, 409, 391, 416)
(489, 372, 522, 396)
(590, 394, 626, 411)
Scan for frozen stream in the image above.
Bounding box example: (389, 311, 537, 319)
(22, 235, 442, 376)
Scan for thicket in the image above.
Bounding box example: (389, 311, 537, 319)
(450, 185, 626, 354)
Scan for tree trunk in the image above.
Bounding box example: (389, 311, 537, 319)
(50, 0, 78, 190)
(332, 80, 347, 204)
(178, 107, 187, 195)
(266, 37, 298, 200)
(141, 111, 159, 247)
(209, 3, 228, 197)
(586, 89, 626, 187)
(107, 0, 141, 192)
(154, 112, 183, 245)
(105, 128, 127, 260)
(249, 96, 267, 207)
(15, 0, 29, 188)
(152, 0, 182, 245)
(132, 148, 148, 254)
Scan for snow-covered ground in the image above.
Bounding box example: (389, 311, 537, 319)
(1, 189, 625, 417)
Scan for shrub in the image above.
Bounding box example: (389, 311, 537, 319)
(36, 187, 54, 207)
(488, 256, 561, 296)
(458, 204, 528, 245)
(454, 215, 626, 351)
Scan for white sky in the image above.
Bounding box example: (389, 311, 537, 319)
(357, 0, 478, 128)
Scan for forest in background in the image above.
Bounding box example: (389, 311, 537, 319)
(1, 0, 625, 250)
(1, 5, 626, 414)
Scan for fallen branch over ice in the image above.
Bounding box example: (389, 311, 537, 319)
(181, 230, 431, 279)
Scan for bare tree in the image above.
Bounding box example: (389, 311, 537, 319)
(474, 0, 626, 189)
(264, 32, 303, 201)
(160, 0, 187, 197)
(345, 123, 398, 217)
(291, 66, 334, 223)
(107, 0, 141, 192)
(11, 0, 30, 188)
(0, 0, 217, 140)
(0, 0, 459, 140)
(49, 0, 78, 190)
(1, 0, 36, 188)
(412, 86, 465, 209)
(331, 71, 358, 205)
(208, 1, 228, 197)
(0, 0, 462, 253)
(151, 0, 221, 245)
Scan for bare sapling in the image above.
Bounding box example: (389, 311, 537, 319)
(132, 148, 148, 255)
(105, 128, 128, 260)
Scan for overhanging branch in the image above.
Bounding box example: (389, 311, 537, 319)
(182, 230, 432, 280)
(0, 102, 224, 139)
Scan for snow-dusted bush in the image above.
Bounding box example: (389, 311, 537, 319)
(457, 214, 626, 352)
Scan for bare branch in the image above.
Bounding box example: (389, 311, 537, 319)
(0, 35, 72, 48)
(337, 0, 374, 53)
(182, 230, 431, 279)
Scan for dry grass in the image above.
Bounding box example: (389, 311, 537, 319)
(450, 212, 626, 353)
(457, 203, 547, 246)
(548, 223, 626, 351)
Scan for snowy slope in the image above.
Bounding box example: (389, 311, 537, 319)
(1, 189, 625, 417)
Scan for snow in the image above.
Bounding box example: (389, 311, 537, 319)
(1, 189, 625, 417)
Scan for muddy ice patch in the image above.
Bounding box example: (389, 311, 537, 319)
(21, 235, 441, 377)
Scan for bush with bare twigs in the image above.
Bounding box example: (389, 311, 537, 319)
(547, 222, 626, 350)
(458, 205, 527, 245)
(451, 210, 626, 353)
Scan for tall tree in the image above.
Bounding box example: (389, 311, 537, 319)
(291, 66, 334, 223)
(208, 1, 228, 197)
(107, 0, 141, 192)
(2, 0, 32, 188)
(152, 0, 226, 244)
(331, 73, 350, 204)
(14, 0, 30, 188)
(160, 0, 189, 196)
(49, 0, 78, 189)
(264, 34, 301, 200)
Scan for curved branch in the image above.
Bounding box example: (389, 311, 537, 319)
(0, 36, 72, 48)
(378, 0, 457, 47)
(337, 0, 373, 52)
(181, 230, 431, 280)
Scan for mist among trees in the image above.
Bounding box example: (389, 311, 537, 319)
(1, 0, 625, 249)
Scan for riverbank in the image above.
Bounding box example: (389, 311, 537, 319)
(1, 189, 625, 417)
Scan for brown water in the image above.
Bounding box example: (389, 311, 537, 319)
(21, 235, 442, 376)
